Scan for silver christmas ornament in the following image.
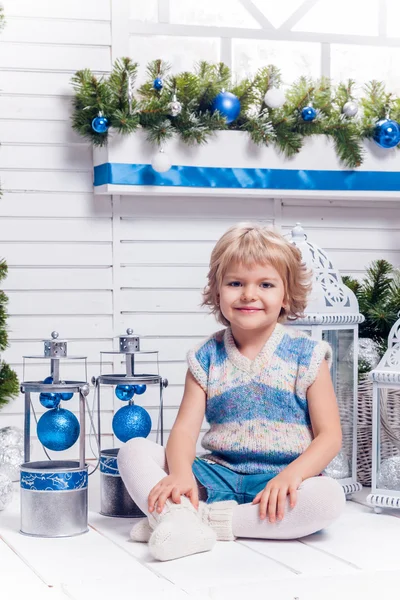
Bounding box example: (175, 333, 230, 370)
(0, 426, 23, 448)
(0, 472, 13, 511)
(343, 101, 358, 117)
(264, 87, 286, 109)
(323, 450, 351, 479)
(0, 444, 24, 481)
(168, 94, 182, 117)
(377, 456, 400, 491)
(344, 338, 380, 371)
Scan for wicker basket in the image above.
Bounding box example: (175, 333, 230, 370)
(356, 375, 400, 486)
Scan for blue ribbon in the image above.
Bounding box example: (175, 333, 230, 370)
(94, 162, 400, 192)
(100, 455, 120, 476)
(20, 469, 88, 491)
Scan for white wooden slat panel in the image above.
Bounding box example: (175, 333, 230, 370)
(121, 289, 205, 312)
(1, 145, 92, 170)
(0, 95, 72, 121)
(0, 120, 84, 144)
(120, 217, 274, 240)
(120, 195, 274, 218)
(121, 313, 219, 337)
(0, 71, 77, 96)
(281, 204, 400, 229)
(3, 340, 113, 363)
(121, 265, 208, 288)
(281, 225, 400, 251)
(5, 268, 112, 290)
(0, 170, 93, 193)
(139, 336, 204, 360)
(1, 219, 111, 242)
(1, 18, 111, 46)
(120, 241, 214, 264)
(7, 291, 112, 315)
(317, 249, 400, 270)
(2, 0, 110, 20)
(8, 316, 113, 338)
(0, 43, 110, 71)
(1, 243, 112, 266)
(0, 193, 111, 218)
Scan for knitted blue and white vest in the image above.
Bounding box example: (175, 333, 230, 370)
(187, 323, 332, 476)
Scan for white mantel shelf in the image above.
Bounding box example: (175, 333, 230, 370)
(93, 130, 400, 199)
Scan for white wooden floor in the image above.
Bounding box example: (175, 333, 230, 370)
(1, 472, 399, 600)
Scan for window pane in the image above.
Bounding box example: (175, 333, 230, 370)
(233, 39, 320, 81)
(387, 0, 400, 38)
(251, 0, 307, 29)
(293, 0, 379, 36)
(331, 44, 400, 95)
(130, 36, 220, 85)
(130, 0, 158, 22)
(170, 0, 261, 28)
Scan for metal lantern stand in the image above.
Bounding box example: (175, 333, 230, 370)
(367, 317, 400, 512)
(20, 331, 90, 537)
(93, 328, 168, 518)
(289, 223, 364, 497)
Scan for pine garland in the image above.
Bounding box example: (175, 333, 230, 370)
(71, 58, 400, 169)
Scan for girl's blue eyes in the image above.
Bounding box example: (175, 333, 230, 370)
(227, 282, 273, 288)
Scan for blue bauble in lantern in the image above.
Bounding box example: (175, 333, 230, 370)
(115, 384, 135, 402)
(301, 106, 317, 122)
(211, 91, 241, 124)
(37, 408, 80, 451)
(373, 119, 400, 149)
(60, 383, 73, 401)
(39, 392, 61, 409)
(43, 376, 53, 384)
(134, 384, 147, 395)
(153, 77, 163, 91)
(112, 404, 152, 443)
(91, 114, 109, 133)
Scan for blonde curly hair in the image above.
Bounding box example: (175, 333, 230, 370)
(202, 223, 312, 327)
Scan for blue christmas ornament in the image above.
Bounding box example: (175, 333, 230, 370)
(112, 404, 152, 443)
(211, 91, 241, 124)
(91, 114, 109, 134)
(60, 391, 74, 401)
(153, 77, 163, 91)
(37, 408, 80, 451)
(373, 119, 400, 149)
(134, 384, 147, 395)
(301, 106, 317, 122)
(43, 376, 53, 384)
(39, 392, 61, 409)
(115, 384, 135, 402)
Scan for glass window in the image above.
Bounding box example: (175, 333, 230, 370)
(232, 39, 321, 81)
(293, 0, 379, 36)
(130, 36, 220, 85)
(130, 1, 158, 22)
(169, 0, 261, 28)
(251, 0, 307, 29)
(387, 0, 400, 38)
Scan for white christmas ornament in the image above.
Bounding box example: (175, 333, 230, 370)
(0, 472, 13, 511)
(343, 101, 358, 117)
(151, 149, 171, 173)
(264, 88, 286, 109)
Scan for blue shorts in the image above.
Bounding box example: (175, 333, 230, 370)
(192, 456, 274, 505)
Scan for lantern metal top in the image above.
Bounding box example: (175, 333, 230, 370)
(370, 315, 400, 384)
(289, 223, 364, 326)
(119, 328, 140, 353)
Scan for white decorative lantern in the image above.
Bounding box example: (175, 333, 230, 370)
(289, 224, 364, 496)
(367, 317, 400, 512)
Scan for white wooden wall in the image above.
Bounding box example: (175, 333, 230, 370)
(1, 0, 400, 460)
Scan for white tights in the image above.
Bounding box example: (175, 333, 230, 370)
(117, 438, 345, 540)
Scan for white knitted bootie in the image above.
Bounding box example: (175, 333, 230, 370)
(148, 496, 217, 562)
(130, 517, 152, 542)
(130, 499, 238, 544)
(199, 500, 237, 541)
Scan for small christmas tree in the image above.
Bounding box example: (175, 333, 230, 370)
(0, 7, 19, 409)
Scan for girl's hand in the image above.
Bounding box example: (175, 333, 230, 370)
(148, 472, 199, 514)
(252, 471, 303, 523)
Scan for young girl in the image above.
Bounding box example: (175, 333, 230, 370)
(118, 223, 345, 562)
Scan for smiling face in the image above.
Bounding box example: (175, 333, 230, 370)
(218, 261, 287, 334)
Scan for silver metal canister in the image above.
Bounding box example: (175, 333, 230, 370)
(100, 448, 144, 518)
(20, 460, 88, 537)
